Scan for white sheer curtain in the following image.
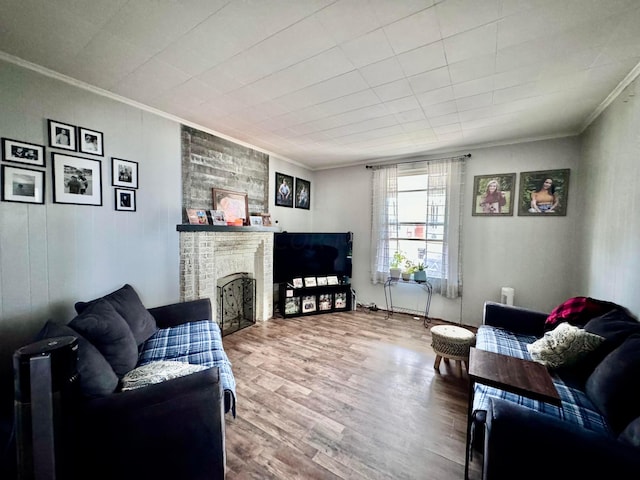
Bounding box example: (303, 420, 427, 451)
(370, 157, 465, 298)
(424, 158, 464, 298)
(370, 165, 397, 284)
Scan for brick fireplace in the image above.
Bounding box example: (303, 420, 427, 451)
(177, 227, 274, 326)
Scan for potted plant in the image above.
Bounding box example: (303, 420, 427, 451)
(413, 261, 427, 283)
(402, 259, 415, 281)
(389, 251, 406, 279)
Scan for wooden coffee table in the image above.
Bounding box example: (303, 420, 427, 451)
(464, 347, 561, 479)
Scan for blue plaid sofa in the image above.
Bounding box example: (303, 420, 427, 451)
(473, 301, 640, 480)
(33, 284, 234, 480)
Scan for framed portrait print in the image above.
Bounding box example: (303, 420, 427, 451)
(302, 295, 316, 314)
(2, 138, 46, 167)
(1, 165, 45, 204)
(212, 188, 248, 225)
(111, 157, 138, 189)
(78, 126, 104, 156)
(186, 208, 208, 224)
(472, 173, 516, 216)
(518, 169, 570, 216)
(295, 177, 310, 209)
(52, 153, 102, 206)
(48, 119, 76, 151)
(275, 172, 294, 207)
(115, 188, 136, 212)
(249, 215, 263, 226)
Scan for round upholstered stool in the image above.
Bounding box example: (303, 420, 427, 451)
(431, 325, 476, 376)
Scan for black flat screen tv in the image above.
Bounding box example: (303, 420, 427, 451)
(273, 232, 353, 284)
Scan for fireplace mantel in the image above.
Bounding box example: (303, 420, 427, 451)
(178, 226, 276, 325)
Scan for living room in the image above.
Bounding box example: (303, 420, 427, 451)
(1, 1, 640, 478)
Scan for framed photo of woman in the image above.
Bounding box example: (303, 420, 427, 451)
(472, 173, 516, 216)
(518, 169, 570, 216)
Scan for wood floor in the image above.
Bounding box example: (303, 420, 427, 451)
(222, 309, 482, 480)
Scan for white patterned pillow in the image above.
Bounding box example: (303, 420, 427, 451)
(121, 361, 208, 391)
(527, 322, 604, 369)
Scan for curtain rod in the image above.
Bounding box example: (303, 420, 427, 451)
(365, 153, 471, 169)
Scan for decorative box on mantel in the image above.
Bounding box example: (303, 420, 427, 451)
(176, 224, 281, 326)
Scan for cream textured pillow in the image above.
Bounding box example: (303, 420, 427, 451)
(121, 361, 208, 391)
(527, 322, 604, 369)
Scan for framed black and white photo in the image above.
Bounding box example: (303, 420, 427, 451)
(304, 277, 317, 287)
(1, 165, 45, 204)
(111, 157, 138, 189)
(52, 153, 102, 206)
(48, 119, 76, 151)
(78, 126, 104, 156)
(295, 177, 310, 209)
(115, 188, 136, 212)
(2, 138, 46, 167)
(292, 278, 303, 288)
(275, 172, 294, 207)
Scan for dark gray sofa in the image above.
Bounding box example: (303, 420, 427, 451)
(473, 301, 640, 480)
(6, 284, 235, 480)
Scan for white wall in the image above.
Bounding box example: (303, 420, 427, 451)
(0, 61, 182, 387)
(576, 76, 640, 316)
(314, 137, 581, 326)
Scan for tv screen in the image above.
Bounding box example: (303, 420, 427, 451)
(273, 232, 353, 284)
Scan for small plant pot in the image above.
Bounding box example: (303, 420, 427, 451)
(401, 272, 411, 281)
(413, 270, 427, 283)
(389, 268, 402, 279)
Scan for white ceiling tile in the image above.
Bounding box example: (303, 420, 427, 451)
(370, 1, 435, 26)
(384, 8, 442, 54)
(455, 92, 493, 111)
(113, 59, 191, 103)
(373, 79, 414, 101)
(428, 112, 460, 127)
(493, 82, 537, 105)
(417, 86, 455, 107)
(443, 23, 497, 64)
(448, 54, 496, 84)
(435, 0, 502, 38)
(314, 90, 382, 117)
(397, 41, 447, 77)
(395, 108, 427, 123)
(278, 71, 369, 110)
(433, 123, 462, 135)
(359, 56, 405, 87)
(424, 100, 458, 118)
(458, 106, 493, 123)
(408, 67, 451, 94)
(384, 96, 421, 114)
(340, 28, 395, 68)
(314, 0, 381, 43)
(453, 76, 494, 98)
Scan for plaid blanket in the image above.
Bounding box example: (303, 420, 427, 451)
(138, 320, 236, 415)
(473, 325, 609, 435)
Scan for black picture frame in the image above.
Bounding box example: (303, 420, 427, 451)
(48, 119, 76, 151)
(471, 173, 516, 216)
(275, 172, 294, 207)
(115, 188, 136, 212)
(518, 169, 570, 216)
(52, 153, 102, 206)
(111, 157, 138, 189)
(1, 165, 45, 204)
(2, 138, 46, 167)
(295, 177, 310, 209)
(78, 126, 104, 156)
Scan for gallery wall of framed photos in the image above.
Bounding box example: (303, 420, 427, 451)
(1, 118, 139, 212)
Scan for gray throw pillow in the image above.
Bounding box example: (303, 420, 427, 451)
(37, 320, 118, 397)
(75, 284, 158, 345)
(70, 298, 138, 377)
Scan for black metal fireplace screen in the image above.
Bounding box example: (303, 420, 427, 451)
(217, 273, 256, 335)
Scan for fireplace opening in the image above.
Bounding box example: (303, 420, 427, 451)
(217, 272, 256, 336)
